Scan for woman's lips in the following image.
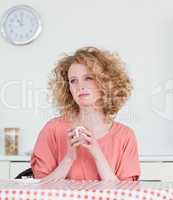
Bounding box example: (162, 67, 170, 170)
(79, 93, 90, 97)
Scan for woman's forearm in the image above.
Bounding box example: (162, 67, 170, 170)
(94, 149, 119, 182)
(42, 154, 74, 181)
(53, 154, 74, 179)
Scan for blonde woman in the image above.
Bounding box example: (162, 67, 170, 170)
(31, 47, 140, 183)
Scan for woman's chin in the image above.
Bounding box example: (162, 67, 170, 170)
(78, 101, 95, 107)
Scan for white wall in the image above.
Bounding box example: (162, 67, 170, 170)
(0, 0, 173, 158)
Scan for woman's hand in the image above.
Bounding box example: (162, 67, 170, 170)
(66, 127, 82, 160)
(78, 127, 119, 182)
(78, 127, 102, 159)
(68, 126, 102, 160)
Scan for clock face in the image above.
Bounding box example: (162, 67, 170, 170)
(0, 5, 42, 45)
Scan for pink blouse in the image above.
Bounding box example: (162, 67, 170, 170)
(31, 116, 140, 181)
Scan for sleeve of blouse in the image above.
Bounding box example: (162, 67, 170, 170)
(31, 119, 59, 178)
(116, 128, 141, 181)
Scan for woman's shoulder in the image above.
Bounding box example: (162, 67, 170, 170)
(43, 116, 68, 129)
(113, 121, 136, 140)
(38, 116, 69, 139)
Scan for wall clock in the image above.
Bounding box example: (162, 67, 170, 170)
(0, 5, 42, 45)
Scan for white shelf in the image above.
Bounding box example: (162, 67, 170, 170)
(0, 155, 173, 162)
(0, 155, 30, 161)
(139, 155, 173, 162)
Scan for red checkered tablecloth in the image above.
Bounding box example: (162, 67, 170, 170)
(0, 179, 173, 200)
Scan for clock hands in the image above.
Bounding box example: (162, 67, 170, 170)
(17, 15, 24, 26)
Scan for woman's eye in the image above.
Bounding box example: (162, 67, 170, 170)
(69, 77, 93, 84)
(70, 79, 75, 83)
(86, 77, 93, 80)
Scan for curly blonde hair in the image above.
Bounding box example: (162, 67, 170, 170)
(48, 46, 133, 123)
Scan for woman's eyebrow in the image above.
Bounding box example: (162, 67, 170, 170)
(69, 74, 91, 79)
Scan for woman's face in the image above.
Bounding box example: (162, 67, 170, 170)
(68, 63, 101, 108)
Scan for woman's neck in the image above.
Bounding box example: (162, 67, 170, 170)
(67, 107, 114, 139)
(71, 107, 113, 134)
(79, 107, 106, 126)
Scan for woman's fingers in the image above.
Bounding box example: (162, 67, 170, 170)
(67, 129, 77, 140)
(66, 126, 93, 148)
(73, 141, 81, 147)
(70, 136, 80, 145)
(79, 128, 92, 137)
(70, 135, 85, 147)
(67, 126, 91, 137)
(66, 128, 80, 148)
(82, 134, 92, 143)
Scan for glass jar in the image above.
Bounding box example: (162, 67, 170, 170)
(4, 128, 19, 155)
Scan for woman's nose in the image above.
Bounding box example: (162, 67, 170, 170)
(79, 86, 85, 91)
(78, 81, 85, 90)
